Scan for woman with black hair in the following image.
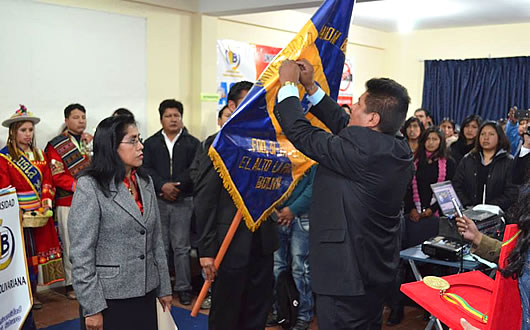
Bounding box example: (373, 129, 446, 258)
(68, 115, 172, 330)
(112, 107, 135, 119)
(404, 126, 456, 228)
(401, 117, 425, 153)
(450, 114, 482, 165)
(452, 121, 518, 212)
(440, 117, 458, 147)
(456, 185, 530, 329)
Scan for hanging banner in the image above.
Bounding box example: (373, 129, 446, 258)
(338, 57, 354, 107)
(254, 45, 282, 78)
(210, 0, 355, 231)
(216, 40, 257, 108)
(0, 187, 32, 330)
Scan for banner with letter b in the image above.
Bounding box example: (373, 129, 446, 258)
(0, 187, 32, 330)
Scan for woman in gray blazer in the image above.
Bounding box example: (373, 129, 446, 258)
(68, 115, 172, 330)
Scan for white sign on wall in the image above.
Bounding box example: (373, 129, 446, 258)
(216, 40, 257, 108)
(338, 57, 355, 107)
(0, 187, 32, 330)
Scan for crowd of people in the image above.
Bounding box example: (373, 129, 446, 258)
(2, 64, 529, 329)
(386, 105, 529, 327)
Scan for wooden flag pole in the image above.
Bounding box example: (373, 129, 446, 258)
(191, 210, 243, 317)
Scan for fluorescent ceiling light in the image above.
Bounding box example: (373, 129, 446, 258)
(398, 19, 414, 33)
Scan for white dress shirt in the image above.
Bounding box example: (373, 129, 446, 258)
(161, 129, 182, 159)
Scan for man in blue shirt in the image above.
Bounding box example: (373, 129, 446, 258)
(506, 106, 529, 156)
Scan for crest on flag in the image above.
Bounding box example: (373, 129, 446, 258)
(209, 0, 355, 231)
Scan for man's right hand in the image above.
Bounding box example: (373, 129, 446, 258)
(161, 182, 181, 201)
(277, 207, 295, 226)
(85, 313, 103, 330)
(200, 257, 217, 282)
(456, 215, 482, 246)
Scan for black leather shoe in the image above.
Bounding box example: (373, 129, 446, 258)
(386, 306, 404, 326)
(292, 319, 311, 330)
(177, 290, 192, 305)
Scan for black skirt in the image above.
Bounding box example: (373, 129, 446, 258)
(80, 290, 158, 330)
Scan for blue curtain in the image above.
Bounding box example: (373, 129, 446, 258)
(422, 56, 530, 125)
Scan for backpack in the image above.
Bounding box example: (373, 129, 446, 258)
(276, 270, 300, 329)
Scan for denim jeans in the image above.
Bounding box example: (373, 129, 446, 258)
(520, 252, 530, 330)
(273, 215, 313, 322)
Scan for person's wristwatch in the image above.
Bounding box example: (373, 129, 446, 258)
(281, 81, 298, 88)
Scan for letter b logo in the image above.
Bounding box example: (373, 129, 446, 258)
(0, 225, 15, 271)
(1, 230, 9, 255)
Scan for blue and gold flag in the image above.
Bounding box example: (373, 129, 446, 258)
(209, 0, 355, 231)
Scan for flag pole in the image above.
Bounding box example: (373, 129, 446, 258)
(191, 209, 243, 317)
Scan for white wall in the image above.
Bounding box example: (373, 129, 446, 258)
(0, 0, 146, 148)
(39, 0, 195, 138)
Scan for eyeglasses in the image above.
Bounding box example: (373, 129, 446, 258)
(120, 136, 143, 145)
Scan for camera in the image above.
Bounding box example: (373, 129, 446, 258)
(515, 107, 530, 120)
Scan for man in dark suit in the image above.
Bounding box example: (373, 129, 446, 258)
(191, 81, 279, 330)
(274, 59, 413, 329)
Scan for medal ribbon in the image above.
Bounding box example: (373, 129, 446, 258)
(501, 230, 521, 247)
(441, 292, 488, 324)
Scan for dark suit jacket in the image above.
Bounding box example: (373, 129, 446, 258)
(142, 128, 199, 197)
(191, 133, 278, 269)
(274, 95, 413, 296)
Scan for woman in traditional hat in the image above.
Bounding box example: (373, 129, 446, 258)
(0, 105, 64, 310)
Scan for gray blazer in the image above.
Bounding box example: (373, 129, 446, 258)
(68, 174, 171, 317)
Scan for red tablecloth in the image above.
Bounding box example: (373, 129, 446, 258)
(401, 271, 493, 329)
(401, 225, 522, 330)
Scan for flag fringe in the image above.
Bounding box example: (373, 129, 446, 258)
(208, 145, 312, 232)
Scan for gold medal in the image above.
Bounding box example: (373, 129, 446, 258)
(423, 276, 450, 291)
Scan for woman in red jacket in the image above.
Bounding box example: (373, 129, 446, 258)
(0, 105, 64, 310)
